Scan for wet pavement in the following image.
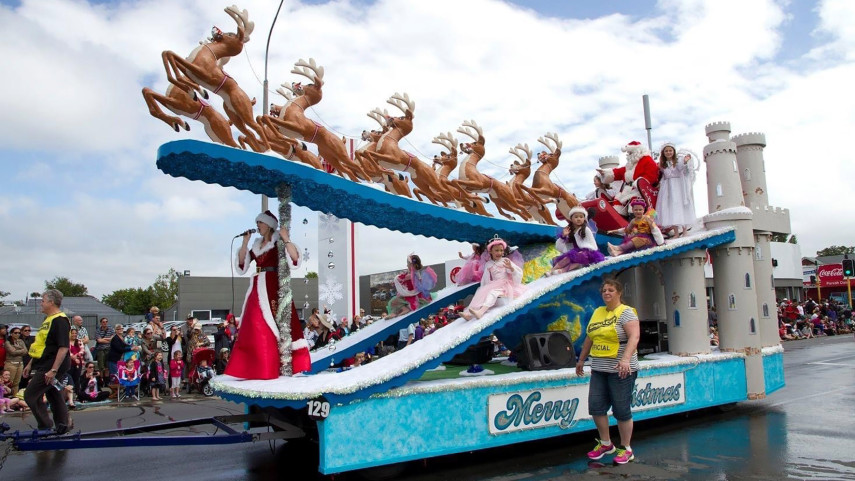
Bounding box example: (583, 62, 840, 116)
(1, 335, 853, 480)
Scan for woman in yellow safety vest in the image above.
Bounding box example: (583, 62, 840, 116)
(575, 279, 641, 465)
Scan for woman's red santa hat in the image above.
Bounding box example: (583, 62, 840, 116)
(256, 210, 278, 229)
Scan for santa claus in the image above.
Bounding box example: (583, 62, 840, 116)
(598, 140, 659, 216)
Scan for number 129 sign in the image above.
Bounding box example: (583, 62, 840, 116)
(307, 397, 330, 420)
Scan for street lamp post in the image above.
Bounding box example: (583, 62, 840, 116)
(260, 0, 285, 213)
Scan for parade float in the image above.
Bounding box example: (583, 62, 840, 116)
(5, 5, 788, 476)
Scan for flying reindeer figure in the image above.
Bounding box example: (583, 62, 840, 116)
(508, 143, 557, 225)
(244, 84, 322, 170)
(354, 108, 412, 197)
(430, 132, 492, 217)
(141, 70, 239, 148)
(449, 120, 533, 221)
(527, 132, 580, 220)
(160, 5, 269, 152)
(360, 93, 458, 206)
(259, 58, 370, 182)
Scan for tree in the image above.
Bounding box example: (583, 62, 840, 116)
(0, 290, 9, 298)
(816, 245, 854, 257)
(149, 268, 179, 310)
(44, 276, 89, 297)
(102, 288, 153, 315)
(770, 233, 788, 243)
(788, 234, 798, 244)
(305, 271, 318, 279)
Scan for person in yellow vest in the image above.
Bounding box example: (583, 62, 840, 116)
(575, 279, 641, 465)
(22, 289, 72, 434)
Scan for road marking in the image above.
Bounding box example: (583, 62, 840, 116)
(807, 361, 854, 367)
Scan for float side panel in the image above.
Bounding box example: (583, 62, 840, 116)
(318, 358, 750, 474)
(763, 351, 785, 394)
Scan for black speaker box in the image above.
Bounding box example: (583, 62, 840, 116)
(447, 336, 494, 365)
(514, 331, 576, 371)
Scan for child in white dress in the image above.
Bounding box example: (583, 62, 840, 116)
(656, 143, 698, 237)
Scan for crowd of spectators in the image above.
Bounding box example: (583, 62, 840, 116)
(0, 306, 241, 412)
(302, 304, 469, 370)
(777, 297, 854, 340)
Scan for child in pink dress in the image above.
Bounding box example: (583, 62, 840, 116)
(461, 236, 526, 320)
(169, 352, 184, 399)
(455, 243, 485, 286)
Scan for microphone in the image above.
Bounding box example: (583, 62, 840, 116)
(234, 228, 257, 238)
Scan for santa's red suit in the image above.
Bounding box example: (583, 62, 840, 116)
(225, 214, 311, 380)
(602, 141, 659, 215)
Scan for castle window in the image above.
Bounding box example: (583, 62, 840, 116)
(674, 310, 681, 327)
(728, 294, 736, 310)
(745, 273, 751, 289)
(762, 303, 770, 318)
(750, 318, 757, 334)
(716, 183, 723, 197)
(689, 292, 698, 309)
(732, 160, 738, 172)
(744, 168, 751, 181)
(755, 245, 763, 260)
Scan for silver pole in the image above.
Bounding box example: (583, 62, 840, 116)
(261, 0, 285, 213)
(642, 94, 653, 152)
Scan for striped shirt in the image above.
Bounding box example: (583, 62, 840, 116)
(589, 307, 640, 373)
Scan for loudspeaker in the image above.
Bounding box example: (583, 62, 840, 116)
(514, 331, 576, 371)
(447, 336, 494, 365)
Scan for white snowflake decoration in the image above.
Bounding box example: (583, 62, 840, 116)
(319, 276, 344, 306)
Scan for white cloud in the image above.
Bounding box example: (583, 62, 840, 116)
(1, 0, 852, 302)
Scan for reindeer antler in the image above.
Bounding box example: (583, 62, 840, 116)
(537, 132, 563, 153)
(509, 143, 532, 164)
(224, 5, 255, 43)
(367, 108, 389, 128)
(291, 58, 325, 86)
(386, 92, 415, 115)
(457, 120, 483, 141)
(432, 132, 458, 153)
(276, 83, 296, 101)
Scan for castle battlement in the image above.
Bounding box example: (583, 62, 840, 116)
(705, 121, 731, 141)
(750, 204, 791, 235)
(703, 140, 737, 159)
(732, 132, 766, 148)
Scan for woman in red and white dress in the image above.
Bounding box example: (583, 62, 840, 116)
(225, 210, 311, 380)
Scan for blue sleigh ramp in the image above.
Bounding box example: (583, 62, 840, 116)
(157, 140, 556, 246)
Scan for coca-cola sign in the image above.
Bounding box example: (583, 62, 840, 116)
(817, 264, 843, 281)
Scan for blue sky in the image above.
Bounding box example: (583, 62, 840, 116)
(1, 0, 853, 304)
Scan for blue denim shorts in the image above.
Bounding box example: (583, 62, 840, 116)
(588, 370, 637, 421)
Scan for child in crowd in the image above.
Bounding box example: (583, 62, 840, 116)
(455, 243, 485, 285)
(196, 359, 215, 384)
(548, 206, 605, 276)
(606, 198, 664, 256)
(0, 381, 15, 413)
(124, 326, 143, 350)
(119, 358, 140, 398)
(148, 352, 166, 401)
(656, 143, 698, 237)
(170, 351, 184, 398)
(461, 236, 525, 320)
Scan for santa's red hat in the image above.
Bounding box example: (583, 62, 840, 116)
(621, 140, 643, 152)
(255, 210, 278, 229)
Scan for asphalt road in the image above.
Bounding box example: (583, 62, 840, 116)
(1, 335, 853, 481)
